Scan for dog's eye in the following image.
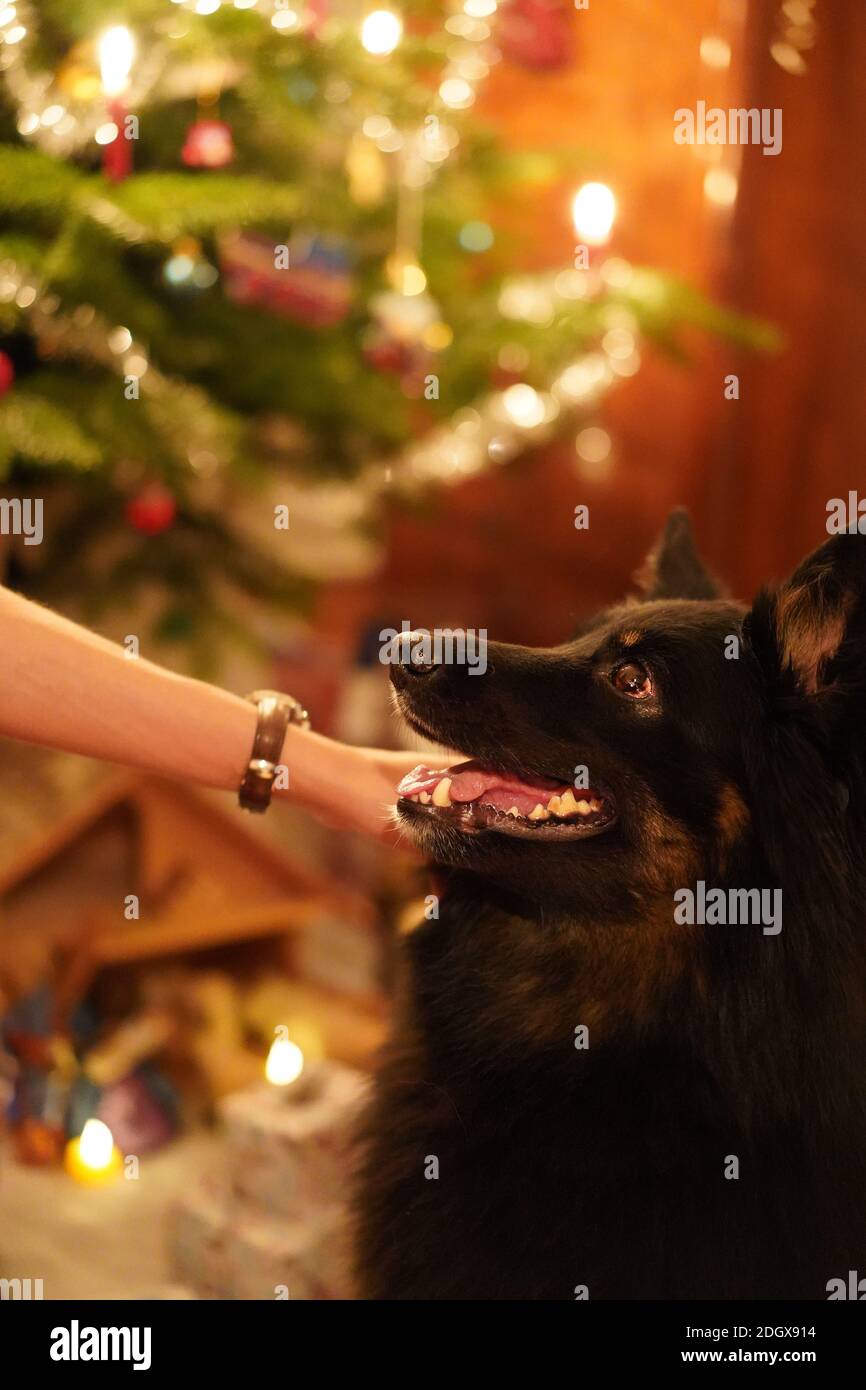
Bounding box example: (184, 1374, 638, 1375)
(611, 661, 653, 698)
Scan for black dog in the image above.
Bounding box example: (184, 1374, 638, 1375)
(354, 512, 866, 1299)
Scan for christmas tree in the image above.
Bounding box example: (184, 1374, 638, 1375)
(0, 0, 770, 658)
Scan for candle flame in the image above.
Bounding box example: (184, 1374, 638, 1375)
(98, 26, 135, 98)
(265, 1036, 304, 1086)
(571, 182, 617, 247)
(78, 1118, 115, 1168)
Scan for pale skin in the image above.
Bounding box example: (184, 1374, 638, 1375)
(0, 585, 429, 846)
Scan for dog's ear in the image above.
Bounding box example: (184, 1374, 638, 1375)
(636, 508, 720, 600)
(745, 533, 866, 700)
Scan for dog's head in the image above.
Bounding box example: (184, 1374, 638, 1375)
(391, 511, 866, 919)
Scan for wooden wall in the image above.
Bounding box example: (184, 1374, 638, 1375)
(692, 0, 866, 594)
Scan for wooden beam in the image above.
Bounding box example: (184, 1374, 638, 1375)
(92, 898, 324, 964)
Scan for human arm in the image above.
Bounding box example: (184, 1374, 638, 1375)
(0, 585, 421, 843)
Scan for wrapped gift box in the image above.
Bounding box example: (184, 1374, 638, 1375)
(168, 1181, 352, 1300)
(167, 1060, 367, 1299)
(219, 1063, 368, 1217)
(168, 1175, 234, 1299)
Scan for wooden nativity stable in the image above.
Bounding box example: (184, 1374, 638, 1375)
(0, 775, 386, 1125)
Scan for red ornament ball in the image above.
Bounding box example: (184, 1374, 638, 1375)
(0, 350, 15, 397)
(125, 484, 177, 536)
(362, 335, 415, 376)
(498, 0, 572, 71)
(182, 119, 234, 169)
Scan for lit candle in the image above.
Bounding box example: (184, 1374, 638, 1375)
(265, 1036, 304, 1087)
(571, 181, 617, 258)
(98, 26, 135, 182)
(64, 1118, 123, 1186)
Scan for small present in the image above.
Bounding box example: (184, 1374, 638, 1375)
(225, 1202, 351, 1301)
(167, 1175, 233, 1298)
(168, 1182, 353, 1299)
(218, 230, 355, 327)
(219, 1062, 368, 1217)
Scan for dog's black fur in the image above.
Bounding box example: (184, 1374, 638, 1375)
(354, 513, 866, 1299)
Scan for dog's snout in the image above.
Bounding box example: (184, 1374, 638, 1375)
(393, 629, 440, 677)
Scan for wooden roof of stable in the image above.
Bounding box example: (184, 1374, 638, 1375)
(0, 774, 373, 969)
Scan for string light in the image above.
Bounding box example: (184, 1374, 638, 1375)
(782, 0, 814, 18)
(386, 255, 427, 296)
(502, 384, 545, 429)
(459, 220, 494, 252)
(770, 0, 817, 72)
(703, 166, 738, 208)
(439, 76, 475, 109)
(272, 7, 301, 30)
(770, 40, 806, 73)
(575, 426, 612, 465)
(446, 14, 490, 40)
(601, 327, 637, 360)
(361, 9, 403, 56)
(699, 35, 732, 69)
(499, 278, 555, 324)
(600, 257, 633, 289)
(107, 327, 133, 354)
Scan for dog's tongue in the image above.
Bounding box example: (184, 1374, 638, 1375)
(448, 760, 563, 802)
(397, 760, 566, 814)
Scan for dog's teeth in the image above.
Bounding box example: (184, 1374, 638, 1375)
(557, 789, 580, 816)
(431, 777, 452, 807)
(419, 791, 431, 804)
(576, 799, 591, 815)
(506, 805, 520, 818)
(547, 794, 562, 814)
(529, 804, 550, 821)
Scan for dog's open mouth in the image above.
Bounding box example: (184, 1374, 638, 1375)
(396, 759, 617, 841)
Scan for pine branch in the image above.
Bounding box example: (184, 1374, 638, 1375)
(0, 387, 102, 474)
(98, 173, 306, 246)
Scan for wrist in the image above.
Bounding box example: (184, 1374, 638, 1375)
(276, 729, 398, 837)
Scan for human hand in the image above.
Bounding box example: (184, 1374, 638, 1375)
(278, 726, 444, 846)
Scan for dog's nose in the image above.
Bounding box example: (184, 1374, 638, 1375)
(393, 629, 440, 677)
